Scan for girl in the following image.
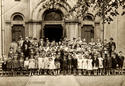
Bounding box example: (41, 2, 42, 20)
(77, 52, 83, 75)
(87, 55, 93, 76)
(44, 53, 49, 75)
(98, 54, 104, 75)
(55, 52, 61, 75)
(49, 54, 56, 75)
(19, 55, 24, 75)
(29, 53, 35, 76)
(82, 54, 88, 75)
(12, 53, 19, 76)
(38, 52, 44, 75)
(24, 57, 29, 76)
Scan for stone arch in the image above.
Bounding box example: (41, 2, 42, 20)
(31, 0, 71, 20)
(11, 12, 25, 21)
(83, 13, 95, 21)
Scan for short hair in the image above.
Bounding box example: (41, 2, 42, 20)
(110, 37, 113, 40)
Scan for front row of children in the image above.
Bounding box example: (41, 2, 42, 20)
(1, 50, 125, 76)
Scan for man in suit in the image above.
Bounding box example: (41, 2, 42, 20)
(108, 37, 116, 57)
(22, 37, 31, 59)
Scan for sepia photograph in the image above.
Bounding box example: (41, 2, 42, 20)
(0, 0, 125, 86)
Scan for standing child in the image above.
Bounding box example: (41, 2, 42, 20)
(44, 53, 49, 75)
(87, 55, 93, 76)
(98, 54, 104, 75)
(19, 55, 24, 75)
(92, 54, 99, 75)
(55, 53, 61, 75)
(38, 52, 44, 75)
(77, 52, 83, 75)
(82, 54, 88, 75)
(49, 53, 56, 75)
(117, 51, 124, 74)
(12, 53, 19, 76)
(24, 57, 29, 75)
(29, 53, 35, 76)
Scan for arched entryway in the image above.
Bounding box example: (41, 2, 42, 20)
(41, 9, 64, 42)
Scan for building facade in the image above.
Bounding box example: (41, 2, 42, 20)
(0, 0, 125, 57)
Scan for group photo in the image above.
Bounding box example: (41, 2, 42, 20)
(0, 0, 125, 86)
(3, 37, 125, 76)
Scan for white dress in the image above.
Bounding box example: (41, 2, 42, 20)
(98, 57, 103, 68)
(87, 59, 93, 70)
(77, 58, 83, 69)
(82, 59, 88, 69)
(49, 57, 56, 69)
(44, 57, 49, 69)
(29, 59, 35, 69)
(38, 57, 44, 69)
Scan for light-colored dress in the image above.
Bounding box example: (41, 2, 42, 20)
(38, 57, 44, 69)
(77, 58, 83, 69)
(24, 60, 29, 67)
(49, 57, 56, 69)
(87, 59, 93, 70)
(82, 58, 88, 69)
(98, 57, 103, 68)
(44, 57, 49, 69)
(29, 59, 35, 69)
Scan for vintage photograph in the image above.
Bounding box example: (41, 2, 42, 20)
(0, 0, 125, 86)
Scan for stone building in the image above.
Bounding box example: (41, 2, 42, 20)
(0, 0, 125, 58)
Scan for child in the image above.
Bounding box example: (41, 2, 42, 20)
(92, 54, 99, 75)
(44, 53, 49, 75)
(72, 52, 77, 75)
(19, 55, 24, 75)
(38, 52, 44, 75)
(2, 59, 7, 76)
(98, 54, 104, 75)
(117, 51, 124, 74)
(67, 53, 72, 75)
(49, 54, 56, 75)
(82, 54, 88, 75)
(12, 53, 19, 76)
(87, 55, 93, 76)
(24, 57, 29, 75)
(55, 53, 61, 75)
(111, 53, 117, 75)
(29, 53, 35, 76)
(77, 52, 83, 75)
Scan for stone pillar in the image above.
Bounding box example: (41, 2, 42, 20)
(65, 21, 79, 40)
(0, 0, 2, 59)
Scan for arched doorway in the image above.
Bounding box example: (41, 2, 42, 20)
(41, 9, 64, 42)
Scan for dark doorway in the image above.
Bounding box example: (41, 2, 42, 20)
(44, 25, 63, 42)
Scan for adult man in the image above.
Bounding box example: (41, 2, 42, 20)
(22, 37, 31, 58)
(108, 37, 116, 57)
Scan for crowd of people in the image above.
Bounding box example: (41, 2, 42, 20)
(1, 36, 125, 76)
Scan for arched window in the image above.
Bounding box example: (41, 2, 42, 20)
(44, 9, 63, 21)
(11, 13, 25, 42)
(13, 15, 23, 21)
